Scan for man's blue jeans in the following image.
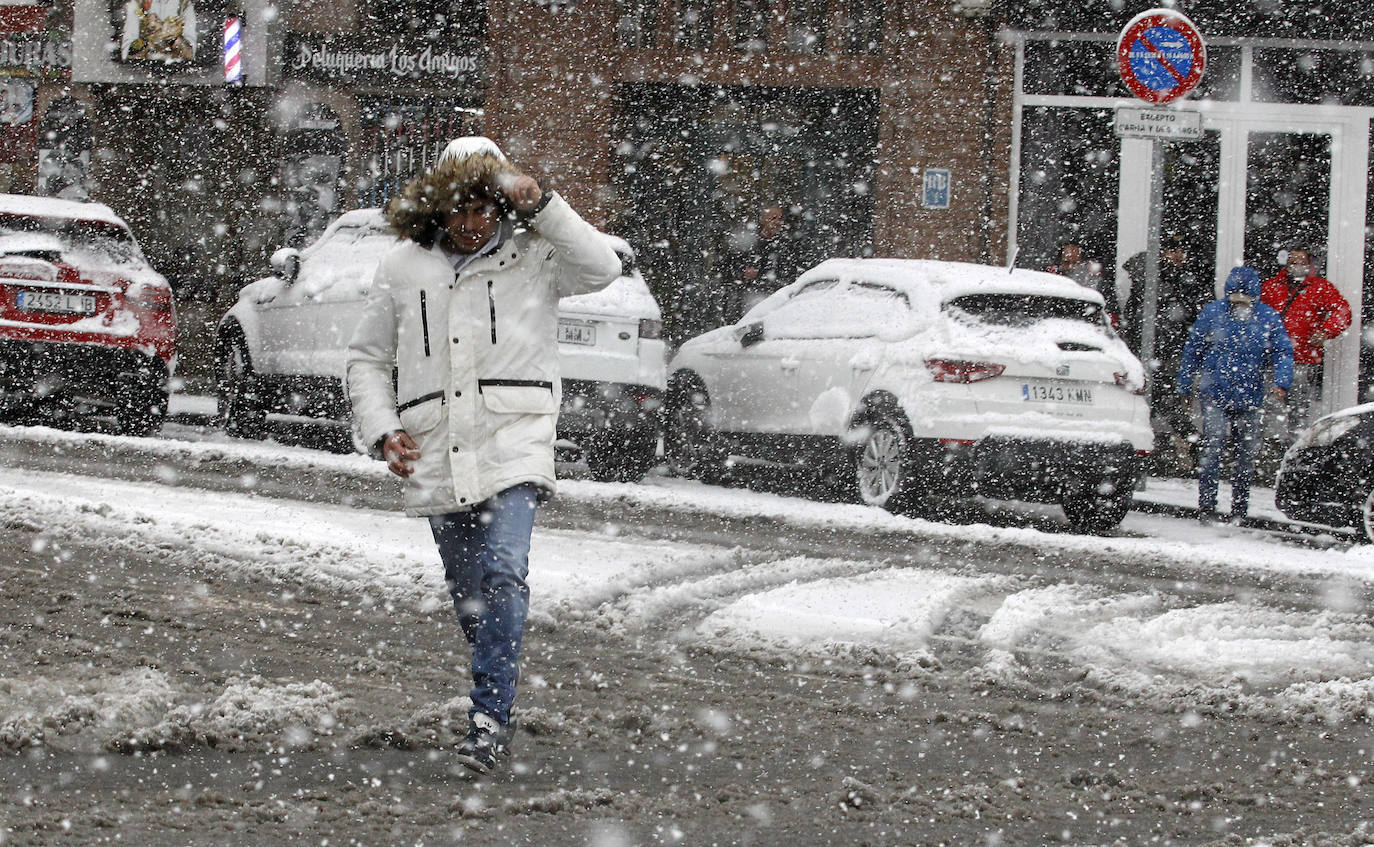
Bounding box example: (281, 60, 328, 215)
(429, 483, 538, 725)
(1197, 401, 1263, 518)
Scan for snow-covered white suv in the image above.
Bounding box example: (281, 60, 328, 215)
(215, 209, 666, 481)
(0, 194, 176, 435)
(666, 259, 1154, 532)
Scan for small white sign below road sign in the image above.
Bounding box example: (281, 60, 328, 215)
(1114, 107, 1202, 141)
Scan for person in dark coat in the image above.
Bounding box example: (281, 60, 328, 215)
(720, 204, 802, 324)
(1177, 266, 1293, 522)
(1121, 235, 1213, 471)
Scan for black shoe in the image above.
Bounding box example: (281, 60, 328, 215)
(455, 712, 516, 774)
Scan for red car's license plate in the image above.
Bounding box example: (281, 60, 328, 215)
(17, 289, 97, 315)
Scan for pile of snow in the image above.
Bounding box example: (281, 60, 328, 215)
(2, 425, 1373, 742)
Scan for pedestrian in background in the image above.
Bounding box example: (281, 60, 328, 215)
(1177, 266, 1293, 523)
(1121, 233, 1212, 472)
(720, 203, 803, 324)
(1259, 245, 1350, 438)
(1047, 241, 1105, 297)
(347, 136, 620, 774)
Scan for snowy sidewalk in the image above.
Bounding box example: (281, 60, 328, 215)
(165, 392, 1347, 541)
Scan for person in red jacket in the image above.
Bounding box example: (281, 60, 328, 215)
(1259, 246, 1351, 439)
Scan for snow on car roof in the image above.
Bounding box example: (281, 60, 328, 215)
(799, 258, 1106, 308)
(559, 235, 660, 319)
(0, 232, 66, 253)
(0, 193, 130, 229)
(284, 208, 659, 318)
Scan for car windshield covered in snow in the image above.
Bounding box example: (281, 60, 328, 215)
(0, 212, 143, 270)
(943, 293, 1107, 329)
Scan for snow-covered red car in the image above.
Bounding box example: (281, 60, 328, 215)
(666, 259, 1154, 532)
(0, 194, 176, 435)
(215, 209, 666, 481)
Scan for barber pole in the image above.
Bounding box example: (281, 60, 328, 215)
(224, 17, 242, 84)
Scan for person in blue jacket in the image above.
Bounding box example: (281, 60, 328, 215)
(1177, 266, 1294, 521)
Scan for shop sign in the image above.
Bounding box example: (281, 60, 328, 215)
(0, 35, 73, 77)
(286, 33, 484, 89)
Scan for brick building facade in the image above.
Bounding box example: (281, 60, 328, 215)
(47, 0, 1013, 356)
(20, 0, 1374, 411)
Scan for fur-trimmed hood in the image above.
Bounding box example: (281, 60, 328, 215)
(385, 146, 519, 246)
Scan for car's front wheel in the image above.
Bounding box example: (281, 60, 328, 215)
(217, 334, 266, 439)
(665, 376, 728, 484)
(853, 413, 916, 513)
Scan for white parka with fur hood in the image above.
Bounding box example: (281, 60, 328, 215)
(346, 146, 620, 516)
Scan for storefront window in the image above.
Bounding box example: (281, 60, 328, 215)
(1021, 40, 1239, 101)
(616, 83, 877, 342)
(363, 0, 483, 36)
(37, 98, 91, 202)
(842, 0, 882, 55)
(1254, 49, 1374, 106)
(617, 0, 660, 48)
(731, 0, 767, 50)
(1243, 131, 1331, 273)
(786, 0, 827, 54)
(358, 98, 481, 209)
(1022, 40, 1118, 97)
(1015, 107, 1119, 292)
(675, 0, 713, 50)
(1190, 46, 1240, 102)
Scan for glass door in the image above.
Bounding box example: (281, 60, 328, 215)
(1118, 113, 1367, 420)
(1243, 132, 1332, 274)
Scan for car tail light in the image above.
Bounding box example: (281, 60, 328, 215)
(639, 318, 662, 340)
(1114, 372, 1148, 395)
(925, 359, 1005, 383)
(128, 281, 174, 312)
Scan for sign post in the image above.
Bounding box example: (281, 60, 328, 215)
(1115, 9, 1205, 402)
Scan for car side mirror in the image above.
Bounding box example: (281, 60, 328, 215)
(271, 247, 301, 284)
(735, 321, 765, 348)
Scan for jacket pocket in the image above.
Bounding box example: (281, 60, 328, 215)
(398, 391, 445, 434)
(478, 381, 556, 415)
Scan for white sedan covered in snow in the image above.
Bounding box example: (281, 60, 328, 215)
(216, 210, 667, 481)
(665, 258, 1154, 532)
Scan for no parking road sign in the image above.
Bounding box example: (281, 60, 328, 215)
(1117, 9, 1205, 104)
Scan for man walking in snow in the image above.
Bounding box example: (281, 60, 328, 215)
(1177, 266, 1293, 523)
(347, 137, 620, 774)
